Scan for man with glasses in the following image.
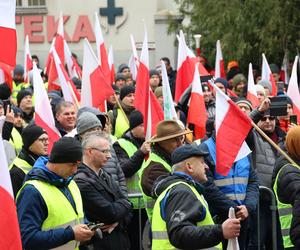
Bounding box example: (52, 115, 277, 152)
(247, 99, 286, 250)
(74, 132, 132, 250)
(17, 137, 94, 249)
(10, 124, 49, 197)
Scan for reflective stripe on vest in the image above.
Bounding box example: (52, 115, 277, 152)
(204, 138, 249, 204)
(114, 109, 129, 139)
(273, 163, 297, 248)
(118, 138, 144, 209)
(139, 152, 172, 221)
(9, 127, 23, 154)
(9, 157, 32, 173)
(18, 180, 84, 250)
(151, 181, 222, 250)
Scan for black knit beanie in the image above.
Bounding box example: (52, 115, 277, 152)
(17, 88, 32, 106)
(120, 85, 135, 100)
(22, 124, 47, 150)
(129, 110, 143, 130)
(49, 137, 82, 163)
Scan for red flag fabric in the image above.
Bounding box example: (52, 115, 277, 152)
(214, 83, 252, 176)
(262, 53, 277, 96)
(214, 40, 226, 79)
(187, 63, 207, 139)
(135, 28, 163, 139)
(0, 116, 22, 250)
(32, 63, 61, 152)
(0, 62, 13, 89)
(0, 1, 16, 68)
(175, 31, 195, 102)
(247, 63, 259, 108)
(108, 45, 115, 84)
(81, 38, 114, 108)
(287, 56, 300, 123)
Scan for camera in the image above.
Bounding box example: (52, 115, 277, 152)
(269, 96, 288, 116)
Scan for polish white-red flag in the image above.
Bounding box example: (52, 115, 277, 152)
(0, 116, 22, 250)
(24, 35, 33, 83)
(64, 40, 82, 79)
(161, 60, 178, 120)
(0, 62, 13, 89)
(129, 34, 139, 81)
(94, 12, 111, 85)
(187, 63, 207, 139)
(32, 63, 61, 152)
(108, 45, 115, 84)
(213, 83, 252, 176)
(175, 31, 195, 102)
(214, 40, 226, 79)
(55, 12, 65, 64)
(246, 63, 259, 108)
(135, 26, 163, 140)
(287, 56, 300, 124)
(81, 38, 114, 108)
(52, 48, 80, 105)
(280, 51, 289, 84)
(262, 53, 277, 96)
(0, 0, 17, 68)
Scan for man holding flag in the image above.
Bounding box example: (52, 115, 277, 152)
(199, 84, 259, 249)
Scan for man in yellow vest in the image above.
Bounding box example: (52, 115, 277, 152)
(10, 124, 48, 197)
(11, 65, 30, 104)
(139, 120, 191, 221)
(272, 126, 300, 249)
(108, 85, 135, 139)
(17, 137, 94, 249)
(151, 144, 241, 249)
(113, 110, 150, 249)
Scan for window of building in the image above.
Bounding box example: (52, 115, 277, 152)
(16, 0, 47, 15)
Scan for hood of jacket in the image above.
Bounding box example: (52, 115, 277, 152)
(24, 156, 73, 187)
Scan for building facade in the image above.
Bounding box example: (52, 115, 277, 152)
(15, 0, 182, 70)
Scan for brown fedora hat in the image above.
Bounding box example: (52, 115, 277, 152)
(149, 120, 192, 143)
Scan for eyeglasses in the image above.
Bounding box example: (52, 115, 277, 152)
(91, 148, 111, 154)
(261, 116, 276, 122)
(37, 138, 49, 143)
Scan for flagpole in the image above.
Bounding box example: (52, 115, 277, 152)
(114, 93, 129, 125)
(251, 121, 297, 165)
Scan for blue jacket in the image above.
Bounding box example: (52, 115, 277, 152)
(16, 156, 75, 250)
(200, 138, 259, 218)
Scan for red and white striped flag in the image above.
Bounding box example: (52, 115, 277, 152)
(187, 63, 207, 139)
(135, 26, 163, 140)
(108, 45, 115, 84)
(0, 62, 13, 89)
(64, 40, 82, 79)
(81, 38, 114, 108)
(175, 31, 195, 102)
(0, 0, 17, 68)
(94, 12, 111, 85)
(0, 115, 22, 249)
(214, 40, 226, 79)
(129, 34, 139, 80)
(247, 63, 259, 108)
(32, 63, 61, 152)
(262, 53, 277, 96)
(287, 56, 300, 124)
(24, 35, 33, 83)
(52, 48, 80, 105)
(213, 83, 252, 176)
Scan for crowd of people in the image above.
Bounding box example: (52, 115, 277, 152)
(1, 53, 300, 250)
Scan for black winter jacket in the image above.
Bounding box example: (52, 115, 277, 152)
(113, 131, 146, 178)
(74, 163, 132, 250)
(152, 173, 224, 249)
